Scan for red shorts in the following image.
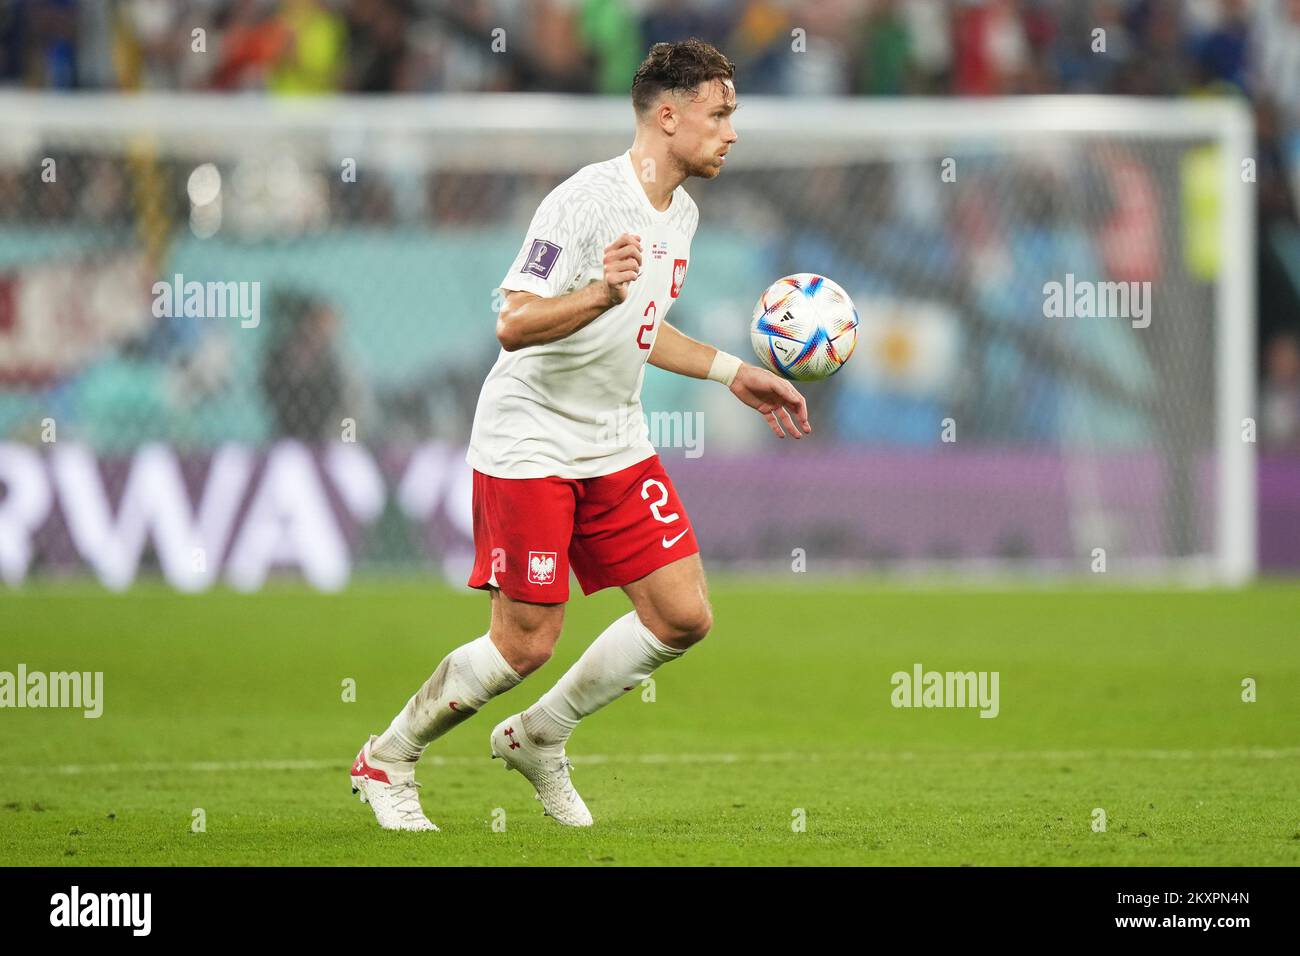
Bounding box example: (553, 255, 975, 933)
(467, 454, 699, 603)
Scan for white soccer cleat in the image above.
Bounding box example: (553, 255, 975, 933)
(350, 735, 439, 832)
(489, 715, 594, 827)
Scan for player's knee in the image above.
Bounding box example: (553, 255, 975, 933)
(506, 641, 554, 677)
(689, 603, 714, 645)
(495, 625, 558, 676)
(652, 601, 712, 649)
(495, 607, 563, 677)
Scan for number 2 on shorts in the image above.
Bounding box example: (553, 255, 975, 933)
(640, 478, 679, 524)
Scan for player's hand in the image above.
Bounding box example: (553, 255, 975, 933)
(601, 233, 642, 306)
(729, 364, 811, 439)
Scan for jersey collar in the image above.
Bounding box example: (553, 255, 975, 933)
(621, 149, 675, 220)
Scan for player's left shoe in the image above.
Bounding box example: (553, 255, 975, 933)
(489, 714, 593, 827)
(350, 735, 439, 832)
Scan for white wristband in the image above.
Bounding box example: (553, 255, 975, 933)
(707, 350, 743, 387)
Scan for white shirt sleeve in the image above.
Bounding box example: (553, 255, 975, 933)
(498, 181, 595, 299)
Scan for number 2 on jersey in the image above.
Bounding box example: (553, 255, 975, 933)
(637, 300, 656, 350)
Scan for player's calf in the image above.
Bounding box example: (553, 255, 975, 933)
(369, 632, 523, 766)
(514, 609, 688, 755)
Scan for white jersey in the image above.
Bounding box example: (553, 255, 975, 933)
(467, 150, 700, 479)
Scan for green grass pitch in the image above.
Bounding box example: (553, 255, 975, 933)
(1, 580, 1297, 866)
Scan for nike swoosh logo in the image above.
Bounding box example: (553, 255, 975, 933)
(662, 529, 689, 548)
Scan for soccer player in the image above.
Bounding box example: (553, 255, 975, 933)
(351, 38, 810, 831)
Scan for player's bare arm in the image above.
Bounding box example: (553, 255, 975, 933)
(495, 233, 643, 351)
(649, 320, 811, 439)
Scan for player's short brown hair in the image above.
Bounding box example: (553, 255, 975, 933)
(631, 39, 735, 116)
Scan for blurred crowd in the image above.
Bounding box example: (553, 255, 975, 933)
(0, 0, 1295, 106)
(2, 0, 1300, 449)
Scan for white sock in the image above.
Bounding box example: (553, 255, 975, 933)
(521, 611, 685, 748)
(371, 633, 522, 764)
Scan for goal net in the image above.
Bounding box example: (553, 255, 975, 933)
(0, 93, 1255, 589)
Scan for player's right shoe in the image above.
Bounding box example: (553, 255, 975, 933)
(489, 715, 593, 827)
(350, 735, 439, 832)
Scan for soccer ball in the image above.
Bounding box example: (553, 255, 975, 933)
(749, 273, 859, 381)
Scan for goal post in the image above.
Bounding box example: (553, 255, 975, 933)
(0, 92, 1255, 587)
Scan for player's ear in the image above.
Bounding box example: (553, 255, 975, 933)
(658, 99, 678, 135)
